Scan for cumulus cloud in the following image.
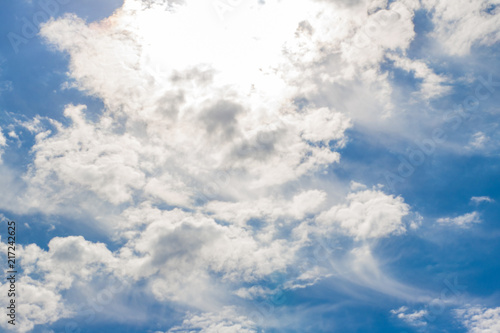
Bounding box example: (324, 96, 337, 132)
(21, 236, 118, 290)
(456, 306, 500, 333)
(391, 306, 428, 327)
(0, 0, 480, 331)
(422, 0, 500, 55)
(437, 211, 482, 227)
(205, 190, 327, 227)
(28, 1, 357, 216)
(316, 188, 410, 240)
(118, 206, 299, 291)
(0, 241, 75, 333)
(25, 104, 147, 208)
(166, 307, 257, 333)
(0, 278, 72, 333)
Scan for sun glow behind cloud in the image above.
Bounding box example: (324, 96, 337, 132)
(133, 0, 311, 103)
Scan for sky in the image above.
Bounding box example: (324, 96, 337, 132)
(0, 0, 499, 332)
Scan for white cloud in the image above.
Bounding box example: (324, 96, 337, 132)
(282, 0, 421, 121)
(234, 286, 273, 300)
(0, 126, 6, 162)
(391, 306, 428, 327)
(205, 190, 327, 227)
(457, 306, 500, 333)
(350, 181, 367, 191)
(21, 236, 118, 290)
(0, 127, 6, 147)
(468, 131, 490, 150)
(0, 0, 459, 330)
(471, 196, 495, 204)
(125, 207, 297, 281)
(0, 237, 128, 332)
(8, 130, 18, 139)
(0, 241, 75, 333)
(387, 53, 451, 99)
(284, 265, 333, 290)
(167, 307, 257, 333)
(28, 2, 357, 215)
(316, 188, 410, 240)
(437, 211, 482, 228)
(25, 104, 146, 207)
(422, 0, 500, 55)
(0, 277, 73, 333)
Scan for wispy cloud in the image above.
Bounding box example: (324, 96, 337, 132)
(391, 306, 428, 327)
(437, 211, 482, 228)
(470, 196, 495, 204)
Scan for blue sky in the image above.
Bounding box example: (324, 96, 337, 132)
(1, 0, 500, 332)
